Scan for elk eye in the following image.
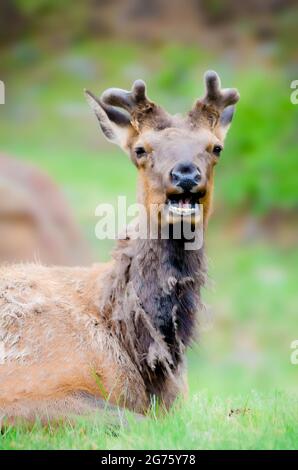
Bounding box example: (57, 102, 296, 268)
(135, 146, 147, 158)
(213, 145, 223, 157)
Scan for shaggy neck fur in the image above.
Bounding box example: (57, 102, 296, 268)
(131, 237, 204, 349)
(101, 232, 206, 402)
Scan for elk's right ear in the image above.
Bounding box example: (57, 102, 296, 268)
(84, 89, 133, 148)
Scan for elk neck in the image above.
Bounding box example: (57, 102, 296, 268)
(101, 229, 207, 400)
(130, 236, 206, 354)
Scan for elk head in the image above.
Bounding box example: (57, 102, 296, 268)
(85, 71, 239, 231)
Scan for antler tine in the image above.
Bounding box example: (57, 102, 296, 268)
(100, 79, 171, 130)
(101, 79, 150, 113)
(203, 71, 240, 109)
(131, 79, 147, 102)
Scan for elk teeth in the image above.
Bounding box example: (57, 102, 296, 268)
(168, 204, 199, 216)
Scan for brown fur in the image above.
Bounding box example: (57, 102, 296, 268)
(0, 72, 239, 424)
(0, 155, 92, 266)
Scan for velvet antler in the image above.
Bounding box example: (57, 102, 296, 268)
(101, 80, 152, 112)
(201, 71, 240, 110)
(189, 71, 240, 129)
(100, 80, 170, 131)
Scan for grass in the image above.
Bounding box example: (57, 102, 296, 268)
(0, 39, 297, 449)
(1, 391, 297, 450)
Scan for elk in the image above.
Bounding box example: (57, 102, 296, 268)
(0, 154, 91, 266)
(0, 71, 239, 425)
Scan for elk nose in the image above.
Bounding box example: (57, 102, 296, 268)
(170, 162, 201, 191)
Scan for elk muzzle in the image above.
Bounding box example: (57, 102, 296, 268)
(163, 161, 207, 226)
(170, 162, 201, 192)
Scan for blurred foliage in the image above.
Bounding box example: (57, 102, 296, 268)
(2, 1, 298, 62)
(15, 0, 69, 15)
(219, 71, 298, 213)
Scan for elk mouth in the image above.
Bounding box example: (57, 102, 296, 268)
(165, 191, 205, 223)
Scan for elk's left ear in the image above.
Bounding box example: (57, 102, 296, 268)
(84, 89, 133, 148)
(219, 105, 236, 140)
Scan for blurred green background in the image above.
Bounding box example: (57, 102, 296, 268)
(0, 0, 297, 448)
